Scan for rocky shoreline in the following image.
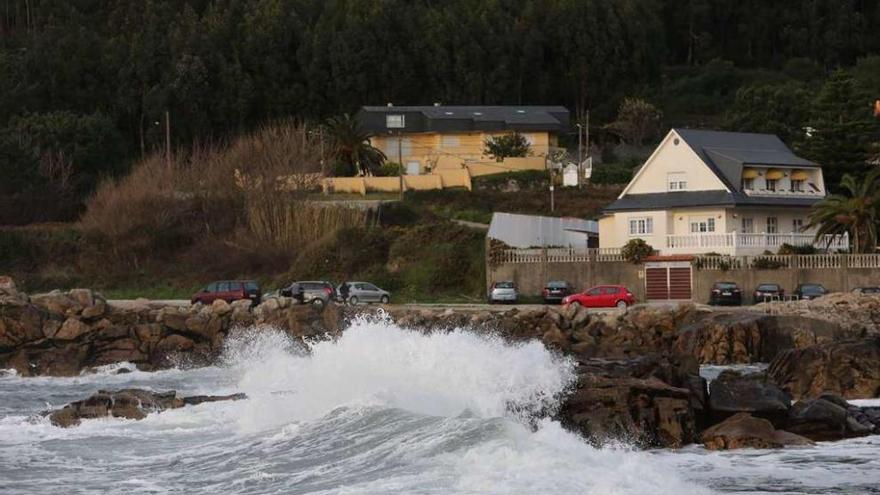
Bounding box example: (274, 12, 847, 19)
(2, 277, 879, 450)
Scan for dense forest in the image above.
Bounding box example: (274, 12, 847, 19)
(2, 0, 880, 222)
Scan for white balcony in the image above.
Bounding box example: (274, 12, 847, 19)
(664, 232, 849, 255)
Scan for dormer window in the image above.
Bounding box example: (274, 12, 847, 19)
(766, 179, 778, 192)
(668, 172, 687, 191)
(791, 179, 804, 192)
(742, 178, 754, 191)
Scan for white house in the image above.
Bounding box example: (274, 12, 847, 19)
(599, 129, 848, 256)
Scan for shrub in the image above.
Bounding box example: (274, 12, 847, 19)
(484, 133, 531, 161)
(590, 162, 635, 185)
(777, 243, 818, 255)
(376, 161, 403, 177)
(752, 257, 785, 269)
(621, 238, 654, 264)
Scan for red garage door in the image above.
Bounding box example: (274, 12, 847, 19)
(645, 263, 692, 301)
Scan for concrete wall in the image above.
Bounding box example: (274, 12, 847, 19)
(489, 258, 880, 304)
(488, 259, 644, 300)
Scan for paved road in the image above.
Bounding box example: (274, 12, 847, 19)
(108, 299, 748, 316)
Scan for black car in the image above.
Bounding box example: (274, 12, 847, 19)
(542, 281, 572, 304)
(753, 283, 784, 303)
(709, 281, 742, 305)
(853, 286, 880, 295)
(794, 283, 826, 300)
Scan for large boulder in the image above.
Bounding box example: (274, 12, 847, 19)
(0, 276, 28, 306)
(559, 354, 702, 448)
(48, 389, 247, 427)
(784, 395, 877, 441)
(700, 412, 812, 450)
(768, 337, 880, 399)
(708, 370, 791, 424)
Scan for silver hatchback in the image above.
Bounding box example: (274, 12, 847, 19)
(338, 282, 391, 304)
(489, 281, 518, 304)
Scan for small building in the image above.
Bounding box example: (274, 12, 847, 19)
(488, 212, 598, 248)
(356, 105, 569, 175)
(599, 129, 848, 256)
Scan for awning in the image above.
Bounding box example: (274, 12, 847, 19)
(741, 168, 759, 179)
(766, 169, 784, 180)
(790, 170, 809, 181)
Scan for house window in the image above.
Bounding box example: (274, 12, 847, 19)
(766, 179, 778, 192)
(385, 138, 412, 158)
(767, 217, 778, 234)
(668, 172, 687, 191)
(385, 114, 405, 129)
(441, 135, 460, 149)
(628, 217, 653, 236)
(742, 178, 755, 191)
(689, 218, 716, 233)
(793, 218, 804, 232)
(791, 179, 804, 192)
(741, 217, 755, 234)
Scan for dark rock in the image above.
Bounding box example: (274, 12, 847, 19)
(701, 412, 812, 450)
(709, 370, 791, 424)
(559, 354, 701, 448)
(48, 389, 247, 427)
(785, 396, 874, 441)
(768, 337, 880, 399)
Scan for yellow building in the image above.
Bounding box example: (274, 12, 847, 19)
(599, 129, 848, 256)
(355, 105, 568, 175)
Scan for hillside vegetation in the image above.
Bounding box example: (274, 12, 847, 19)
(2, 0, 880, 223)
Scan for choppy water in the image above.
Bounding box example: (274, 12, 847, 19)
(1, 317, 878, 494)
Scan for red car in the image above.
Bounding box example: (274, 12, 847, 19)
(191, 280, 261, 305)
(562, 285, 635, 309)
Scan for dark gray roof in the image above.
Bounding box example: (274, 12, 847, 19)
(356, 106, 569, 134)
(602, 191, 822, 213)
(675, 128, 818, 192)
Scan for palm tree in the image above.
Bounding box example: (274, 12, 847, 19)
(807, 168, 880, 253)
(325, 114, 386, 176)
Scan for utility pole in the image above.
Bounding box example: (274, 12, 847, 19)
(164, 110, 171, 172)
(576, 123, 583, 186)
(549, 170, 555, 213)
(397, 131, 404, 201)
(319, 128, 325, 176)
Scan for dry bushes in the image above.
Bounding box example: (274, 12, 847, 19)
(79, 121, 368, 274)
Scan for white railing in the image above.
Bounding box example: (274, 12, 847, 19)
(695, 253, 880, 270)
(495, 247, 622, 264)
(665, 232, 849, 254)
(850, 254, 880, 269)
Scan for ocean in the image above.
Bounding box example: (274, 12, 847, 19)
(1, 317, 878, 494)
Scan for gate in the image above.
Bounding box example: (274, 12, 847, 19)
(645, 262, 692, 301)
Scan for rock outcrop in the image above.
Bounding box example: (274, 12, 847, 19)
(559, 354, 705, 448)
(784, 394, 879, 441)
(768, 337, 880, 399)
(0, 287, 342, 376)
(700, 413, 812, 450)
(708, 370, 792, 424)
(48, 389, 247, 427)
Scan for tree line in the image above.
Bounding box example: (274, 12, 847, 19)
(1, 0, 879, 222)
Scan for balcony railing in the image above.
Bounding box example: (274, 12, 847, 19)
(665, 232, 849, 254)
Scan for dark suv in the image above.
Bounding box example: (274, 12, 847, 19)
(191, 280, 261, 305)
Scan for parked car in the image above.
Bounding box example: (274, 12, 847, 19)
(542, 281, 572, 304)
(853, 286, 880, 295)
(282, 280, 336, 306)
(191, 280, 261, 305)
(753, 283, 784, 303)
(562, 285, 635, 309)
(489, 281, 518, 304)
(794, 283, 827, 300)
(709, 281, 742, 306)
(338, 282, 391, 304)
